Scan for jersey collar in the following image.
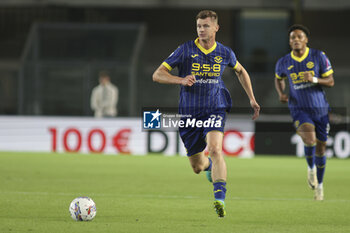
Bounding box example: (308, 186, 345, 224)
(194, 38, 217, 55)
(291, 47, 310, 62)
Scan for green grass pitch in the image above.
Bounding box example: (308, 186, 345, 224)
(0, 152, 349, 233)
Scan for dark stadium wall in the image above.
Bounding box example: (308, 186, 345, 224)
(0, 7, 349, 116)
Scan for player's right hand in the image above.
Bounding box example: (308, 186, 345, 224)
(302, 71, 313, 83)
(279, 94, 288, 103)
(182, 75, 196, 86)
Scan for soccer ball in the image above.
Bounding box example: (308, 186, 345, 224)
(69, 197, 97, 221)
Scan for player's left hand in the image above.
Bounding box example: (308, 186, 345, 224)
(250, 100, 260, 120)
(303, 71, 313, 83)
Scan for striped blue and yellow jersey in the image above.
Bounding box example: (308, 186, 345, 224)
(275, 47, 333, 116)
(162, 38, 238, 116)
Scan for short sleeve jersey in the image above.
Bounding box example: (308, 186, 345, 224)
(275, 47, 333, 116)
(163, 38, 238, 116)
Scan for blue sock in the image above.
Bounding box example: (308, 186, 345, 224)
(304, 145, 316, 169)
(315, 154, 326, 184)
(204, 157, 212, 171)
(213, 181, 226, 201)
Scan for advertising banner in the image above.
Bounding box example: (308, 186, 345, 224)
(0, 116, 254, 157)
(255, 121, 350, 158)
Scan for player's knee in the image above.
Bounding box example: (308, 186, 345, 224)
(303, 138, 316, 146)
(208, 146, 222, 158)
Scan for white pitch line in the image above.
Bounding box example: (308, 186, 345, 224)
(0, 191, 349, 202)
(0, 191, 198, 199)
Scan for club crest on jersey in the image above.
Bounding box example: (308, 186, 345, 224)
(214, 56, 223, 63)
(306, 61, 314, 69)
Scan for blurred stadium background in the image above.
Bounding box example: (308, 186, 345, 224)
(0, 0, 349, 157)
(1, 0, 350, 116)
(1, 1, 350, 233)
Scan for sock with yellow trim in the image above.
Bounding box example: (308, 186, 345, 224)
(213, 181, 226, 201)
(315, 154, 326, 184)
(304, 145, 316, 169)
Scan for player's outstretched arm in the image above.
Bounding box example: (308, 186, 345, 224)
(152, 65, 196, 86)
(274, 78, 289, 103)
(234, 61, 260, 120)
(303, 72, 334, 87)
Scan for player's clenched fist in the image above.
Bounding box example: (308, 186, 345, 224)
(302, 71, 313, 83)
(182, 74, 196, 86)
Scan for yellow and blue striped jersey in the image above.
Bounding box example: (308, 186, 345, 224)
(163, 38, 238, 116)
(275, 47, 333, 116)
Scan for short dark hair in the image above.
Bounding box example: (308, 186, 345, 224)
(288, 24, 310, 38)
(98, 70, 110, 78)
(196, 10, 218, 23)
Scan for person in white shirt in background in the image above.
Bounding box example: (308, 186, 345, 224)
(90, 71, 119, 118)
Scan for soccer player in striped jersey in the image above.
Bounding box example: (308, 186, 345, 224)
(153, 10, 260, 217)
(275, 24, 334, 201)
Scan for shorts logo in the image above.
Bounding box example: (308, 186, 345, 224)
(326, 123, 330, 134)
(143, 109, 162, 129)
(214, 56, 223, 63)
(306, 62, 314, 69)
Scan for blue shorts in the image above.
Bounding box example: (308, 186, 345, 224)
(179, 110, 226, 156)
(291, 111, 330, 142)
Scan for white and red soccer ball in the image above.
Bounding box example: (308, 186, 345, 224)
(69, 197, 97, 221)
